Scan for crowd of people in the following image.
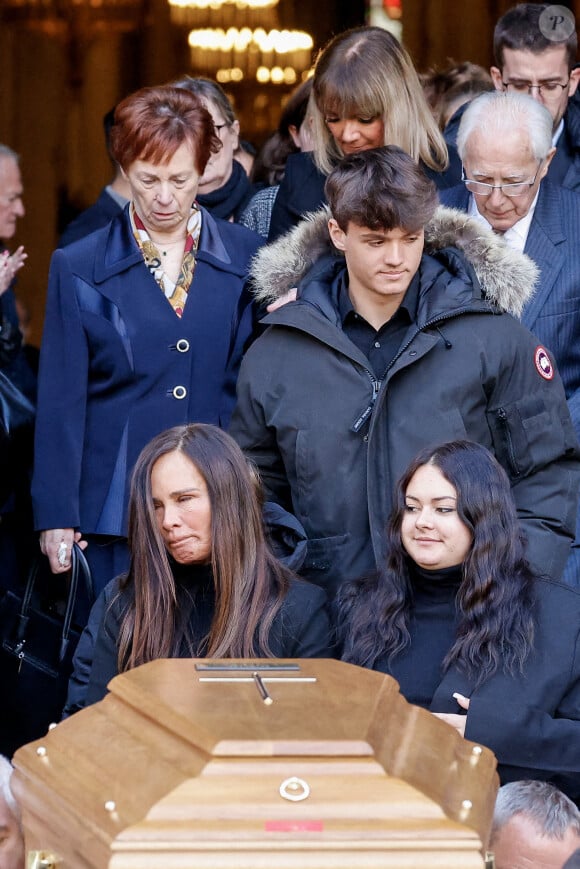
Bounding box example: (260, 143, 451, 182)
(1, 2, 580, 865)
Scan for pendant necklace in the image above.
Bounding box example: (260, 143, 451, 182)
(153, 238, 184, 257)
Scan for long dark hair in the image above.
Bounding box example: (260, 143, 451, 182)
(339, 441, 536, 686)
(117, 424, 290, 670)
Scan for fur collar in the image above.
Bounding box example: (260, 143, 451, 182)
(251, 206, 538, 318)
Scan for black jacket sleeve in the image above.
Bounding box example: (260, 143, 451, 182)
(230, 352, 295, 513)
(267, 153, 326, 242)
(431, 580, 580, 800)
(85, 582, 125, 706)
(62, 588, 107, 716)
(270, 578, 335, 658)
(484, 327, 580, 581)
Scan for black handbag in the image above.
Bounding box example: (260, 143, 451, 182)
(0, 543, 93, 756)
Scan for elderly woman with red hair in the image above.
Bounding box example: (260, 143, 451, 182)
(32, 85, 263, 595)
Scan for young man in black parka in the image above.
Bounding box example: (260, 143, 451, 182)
(230, 146, 580, 597)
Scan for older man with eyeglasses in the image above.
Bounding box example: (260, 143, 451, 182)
(441, 89, 580, 585)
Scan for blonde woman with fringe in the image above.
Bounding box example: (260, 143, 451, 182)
(268, 25, 460, 241)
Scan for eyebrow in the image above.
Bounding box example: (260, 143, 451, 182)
(506, 76, 565, 83)
(152, 487, 202, 500)
(141, 172, 190, 181)
(471, 169, 526, 178)
(359, 230, 418, 240)
(170, 487, 202, 495)
(405, 494, 457, 502)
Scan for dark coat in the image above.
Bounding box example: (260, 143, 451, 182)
(440, 181, 580, 584)
(550, 92, 580, 191)
(349, 576, 580, 798)
(31, 206, 263, 537)
(230, 208, 580, 595)
(267, 148, 463, 241)
(431, 579, 580, 798)
(58, 188, 125, 248)
(85, 570, 335, 706)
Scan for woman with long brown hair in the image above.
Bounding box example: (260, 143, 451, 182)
(85, 424, 332, 703)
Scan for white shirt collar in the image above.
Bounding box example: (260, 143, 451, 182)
(552, 118, 564, 147)
(467, 188, 540, 253)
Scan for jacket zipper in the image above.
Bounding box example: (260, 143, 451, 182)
(497, 407, 521, 476)
(346, 308, 485, 435)
(351, 372, 381, 433)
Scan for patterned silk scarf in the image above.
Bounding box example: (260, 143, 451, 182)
(130, 204, 202, 318)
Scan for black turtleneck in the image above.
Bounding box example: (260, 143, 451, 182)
(170, 561, 215, 655)
(378, 562, 463, 708)
(196, 159, 255, 222)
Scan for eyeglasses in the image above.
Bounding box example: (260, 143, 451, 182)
(501, 79, 570, 99)
(461, 161, 543, 197)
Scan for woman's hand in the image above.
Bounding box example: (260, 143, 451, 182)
(40, 528, 88, 574)
(266, 287, 297, 312)
(0, 246, 27, 296)
(432, 692, 470, 738)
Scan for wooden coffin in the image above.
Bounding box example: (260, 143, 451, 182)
(12, 658, 498, 868)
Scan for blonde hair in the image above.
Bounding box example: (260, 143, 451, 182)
(310, 27, 448, 175)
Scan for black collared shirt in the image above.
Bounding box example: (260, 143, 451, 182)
(338, 271, 420, 379)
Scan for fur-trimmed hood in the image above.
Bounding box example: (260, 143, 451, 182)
(251, 205, 538, 318)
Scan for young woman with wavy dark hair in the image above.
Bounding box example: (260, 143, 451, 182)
(84, 424, 332, 704)
(337, 440, 580, 798)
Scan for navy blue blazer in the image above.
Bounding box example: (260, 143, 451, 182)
(31, 206, 263, 537)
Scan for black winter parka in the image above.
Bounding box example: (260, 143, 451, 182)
(230, 208, 580, 595)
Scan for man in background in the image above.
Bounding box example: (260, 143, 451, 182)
(58, 107, 130, 247)
(0, 145, 25, 363)
(490, 780, 580, 869)
(490, 3, 580, 191)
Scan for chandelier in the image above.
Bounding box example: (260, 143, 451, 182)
(187, 26, 313, 85)
(169, 0, 279, 30)
(173, 0, 314, 86)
